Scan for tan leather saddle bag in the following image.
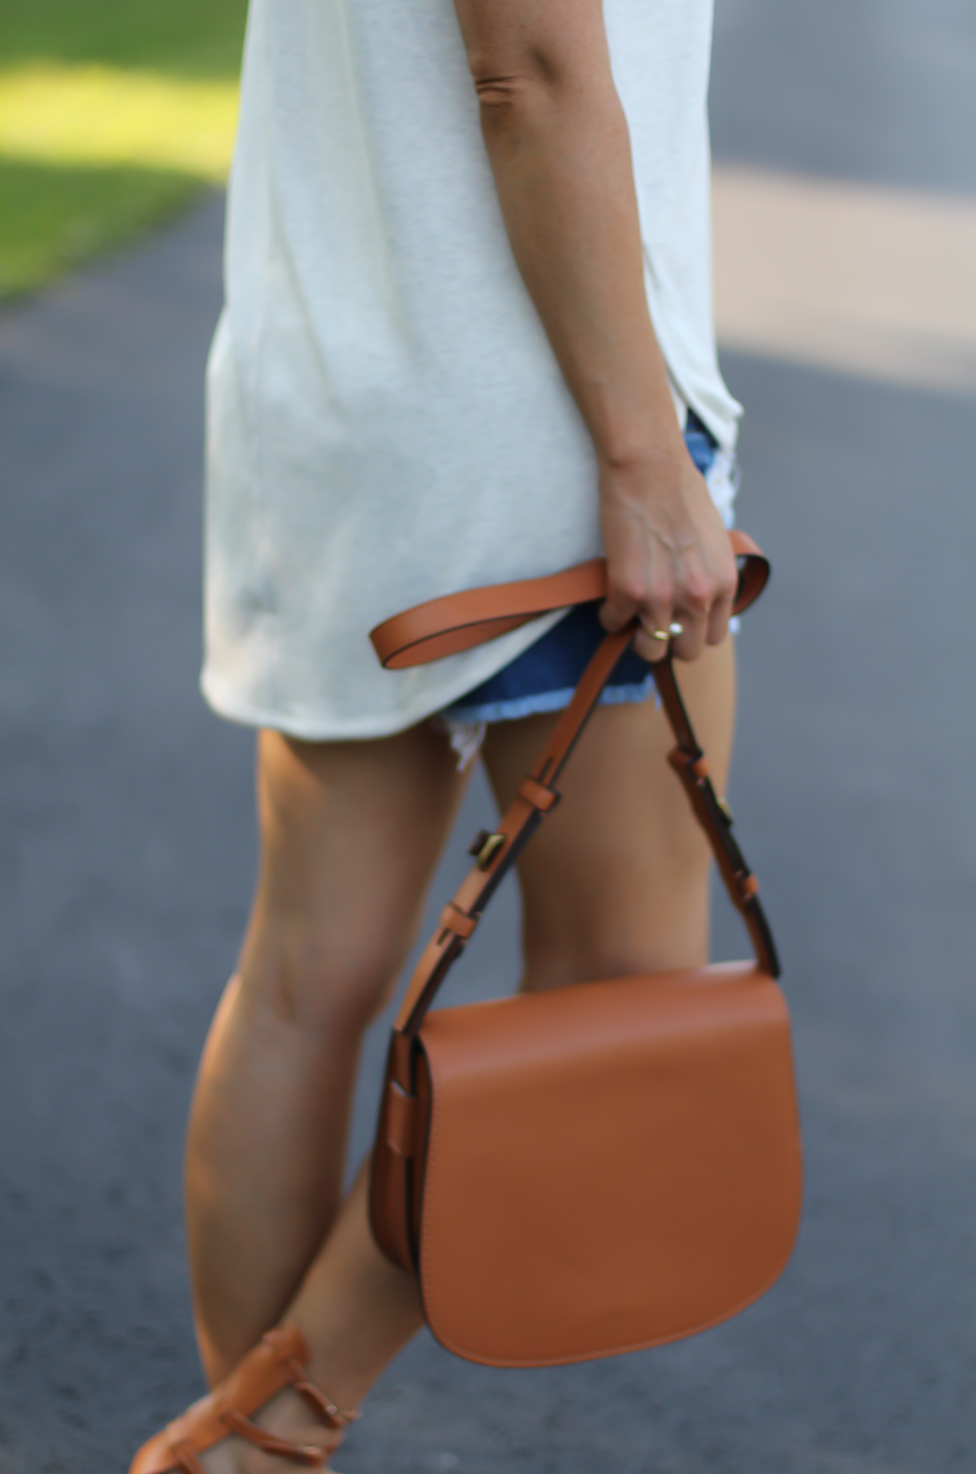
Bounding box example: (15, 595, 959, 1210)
(367, 534, 802, 1368)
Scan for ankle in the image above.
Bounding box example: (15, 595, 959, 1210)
(218, 1386, 352, 1474)
(299, 1350, 370, 1425)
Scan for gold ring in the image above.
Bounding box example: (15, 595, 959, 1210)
(650, 628, 670, 642)
(649, 622, 684, 642)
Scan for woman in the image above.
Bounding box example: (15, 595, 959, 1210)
(132, 0, 742, 1468)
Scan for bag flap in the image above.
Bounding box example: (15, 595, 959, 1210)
(415, 963, 802, 1367)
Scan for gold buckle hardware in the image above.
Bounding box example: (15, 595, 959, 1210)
(475, 832, 506, 870)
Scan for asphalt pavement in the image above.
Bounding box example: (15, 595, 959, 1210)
(1, 3, 974, 1471)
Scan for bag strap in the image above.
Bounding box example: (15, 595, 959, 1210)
(370, 533, 779, 1090)
(371, 530, 770, 669)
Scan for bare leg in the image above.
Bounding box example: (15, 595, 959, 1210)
(186, 723, 468, 1385)
(193, 644, 734, 1471)
(483, 640, 735, 989)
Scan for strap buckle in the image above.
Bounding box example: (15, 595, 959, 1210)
(468, 829, 507, 870)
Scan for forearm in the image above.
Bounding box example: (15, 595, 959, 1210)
(473, 59, 684, 469)
(453, 0, 736, 660)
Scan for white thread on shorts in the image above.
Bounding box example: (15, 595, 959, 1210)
(431, 717, 487, 772)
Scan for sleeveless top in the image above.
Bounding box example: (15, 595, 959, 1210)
(201, 0, 742, 739)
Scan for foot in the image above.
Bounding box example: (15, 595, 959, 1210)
(129, 1326, 358, 1474)
(197, 1387, 347, 1474)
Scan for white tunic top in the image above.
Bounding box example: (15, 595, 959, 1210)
(201, 0, 741, 739)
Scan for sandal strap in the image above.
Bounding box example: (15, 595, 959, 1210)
(283, 1363, 360, 1429)
(170, 1443, 207, 1474)
(224, 1408, 333, 1466)
(129, 1324, 359, 1474)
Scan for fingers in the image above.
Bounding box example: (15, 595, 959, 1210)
(634, 602, 678, 663)
(705, 591, 733, 649)
(667, 562, 720, 660)
(597, 460, 739, 663)
(597, 579, 642, 637)
(600, 569, 674, 663)
(601, 562, 735, 664)
(667, 609, 708, 663)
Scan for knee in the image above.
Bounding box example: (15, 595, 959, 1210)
(239, 918, 414, 1037)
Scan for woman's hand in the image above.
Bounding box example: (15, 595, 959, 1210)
(598, 440, 738, 663)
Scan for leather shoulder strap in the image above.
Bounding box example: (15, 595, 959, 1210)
(371, 531, 769, 670)
(372, 534, 778, 1091)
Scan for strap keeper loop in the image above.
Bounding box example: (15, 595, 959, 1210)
(440, 902, 477, 940)
(519, 776, 561, 812)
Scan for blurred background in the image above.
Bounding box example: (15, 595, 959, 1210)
(1, 2, 974, 1472)
(0, 0, 245, 297)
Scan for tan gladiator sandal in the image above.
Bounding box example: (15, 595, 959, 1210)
(129, 1325, 359, 1474)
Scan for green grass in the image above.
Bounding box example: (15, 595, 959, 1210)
(0, 0, 249, 80)
(0, 0, 249, 301)
(0, 157, 199, 297)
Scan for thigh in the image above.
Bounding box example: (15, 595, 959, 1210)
(237, 721, 470, 1031)
(481, 639, 735, 989)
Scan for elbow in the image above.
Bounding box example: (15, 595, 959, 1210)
(472, 71, 535, 111)
(466, 42, 561, 115)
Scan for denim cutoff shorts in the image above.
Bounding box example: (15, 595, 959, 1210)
(435, 412, 737, 768)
